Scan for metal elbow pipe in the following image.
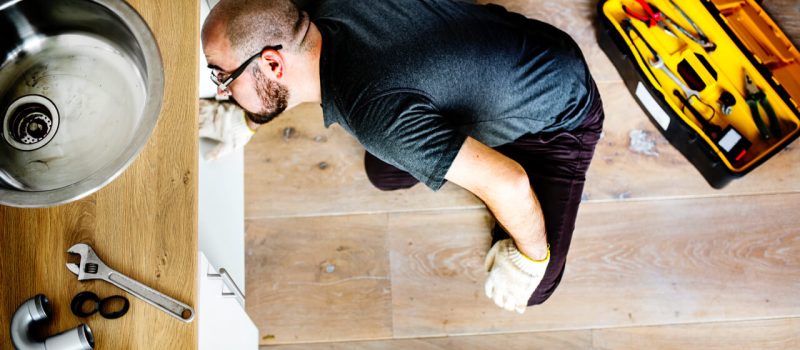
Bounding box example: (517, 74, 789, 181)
(11, 294, 94, 350)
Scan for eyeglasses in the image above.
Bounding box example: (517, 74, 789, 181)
(210, 44, 283, 94)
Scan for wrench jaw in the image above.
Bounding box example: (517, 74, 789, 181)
(66, 243, 105, 281)
(66, 262, 81, 276)
(67, 243, 89, 257)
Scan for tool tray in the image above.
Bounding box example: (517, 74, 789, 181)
(597, 0, 800, 188)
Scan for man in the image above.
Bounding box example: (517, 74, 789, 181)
(201, 0, 603, 314)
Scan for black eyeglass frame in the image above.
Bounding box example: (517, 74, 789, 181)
(210, 44, 283, 92)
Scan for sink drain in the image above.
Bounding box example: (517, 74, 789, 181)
(3, 95, 60, 151)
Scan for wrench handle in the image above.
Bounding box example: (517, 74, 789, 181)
(107, 271, 195, 323)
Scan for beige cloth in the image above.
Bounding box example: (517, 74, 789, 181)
(199, 99, 255, 160)
(484, 238, 550, 314)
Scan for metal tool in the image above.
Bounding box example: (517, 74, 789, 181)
(622, 20, 721, 139)
(66, 243, 195, 323)
(667, 0, 716, 51)
(623, 0, 712, 52)
(744, 72, 781, 139)
(622, 20, 700, 101)
(644, 43, 721, 137)
(672, 90, 722, 140)
(621, 19, 660, 79)
(623, 0, 677, 37)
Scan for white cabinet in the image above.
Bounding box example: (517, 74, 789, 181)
(197, 1, 258, 348)
(198, 0, 245, 293)
(198, 141, 257, 349)
(198, 252, 258, 349)
(198, 133, 255, 350)
(198, 139, 246, 290)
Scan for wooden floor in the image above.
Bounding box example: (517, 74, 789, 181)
(244, 0, 800, 348)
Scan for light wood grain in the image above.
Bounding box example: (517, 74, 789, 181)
(261, 329, 592, 349)
(389, 194, 800, 337)
(246, 193, 800, 343)
(761, 0, 800, 48)
(246, 214, 394, 345)
(593, 317, 800, 350)
(244, 103, 483, 219)
(244, 81, 800, 219)
(586, 82, 800, 201)
(0, 1, 198, 349)
(260, 317, 800, 350)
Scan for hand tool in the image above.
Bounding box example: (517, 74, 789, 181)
(667, 0, 716, 51)
(623, 0, 713, 51)
(672, 90, 722, 140)
(622, 20, 694, 98)
(649, 54, 721, 138)
(67, 243, 195, 323)
(623, 0, 677, 37)
(744, 72, 781, 139)
(622, 20, 721, 139)
(621, 19, 660, 77)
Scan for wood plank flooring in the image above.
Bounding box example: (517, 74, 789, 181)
(391, 196, 800, 336)
(244, 0, 800, 348)
(246, 214, 393, 343)
(248, 195, 800, 344)
(245, 81, 800, 219)
(262, 318, 799, 350)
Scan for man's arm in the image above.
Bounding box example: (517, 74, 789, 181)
(444, 137, 548, 260)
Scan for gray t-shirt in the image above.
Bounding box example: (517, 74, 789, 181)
(308, 0, 596, 190)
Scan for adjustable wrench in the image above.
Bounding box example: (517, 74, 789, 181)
(622, 19, 721, 139)
(66, 243, 195, 323)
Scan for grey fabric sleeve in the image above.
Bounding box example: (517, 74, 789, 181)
(347, 92, 467, 191)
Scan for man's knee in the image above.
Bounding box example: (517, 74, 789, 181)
(365, 172, 417, 191)
(364, 152, 418, 191)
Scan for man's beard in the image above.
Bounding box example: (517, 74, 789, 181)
(247, 65, 289, 124)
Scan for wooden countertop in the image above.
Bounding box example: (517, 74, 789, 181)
(0, 0, 199, 348)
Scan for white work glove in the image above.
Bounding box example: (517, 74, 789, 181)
(484, 238, 550, 314)
(199, 99, 256, 160)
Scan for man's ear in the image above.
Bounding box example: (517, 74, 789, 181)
(260, 49, 284, 79)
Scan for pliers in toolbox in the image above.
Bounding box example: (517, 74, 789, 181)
(744, 73, 781, 139)
(623, 0, 677, 37)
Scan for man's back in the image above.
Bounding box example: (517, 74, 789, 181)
(309, 0, 595, 146)
(308, 0, 598, 190)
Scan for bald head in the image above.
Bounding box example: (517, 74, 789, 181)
(202, 0, 310, 61)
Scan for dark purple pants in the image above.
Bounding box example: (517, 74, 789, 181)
(365, 94, 604, 306)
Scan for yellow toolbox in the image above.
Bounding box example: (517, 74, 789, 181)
(598, 0, 800, 188)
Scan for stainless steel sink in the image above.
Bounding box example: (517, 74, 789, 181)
(0, 0, 163, 207)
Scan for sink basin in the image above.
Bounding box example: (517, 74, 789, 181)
(0, 0, 163, 207)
